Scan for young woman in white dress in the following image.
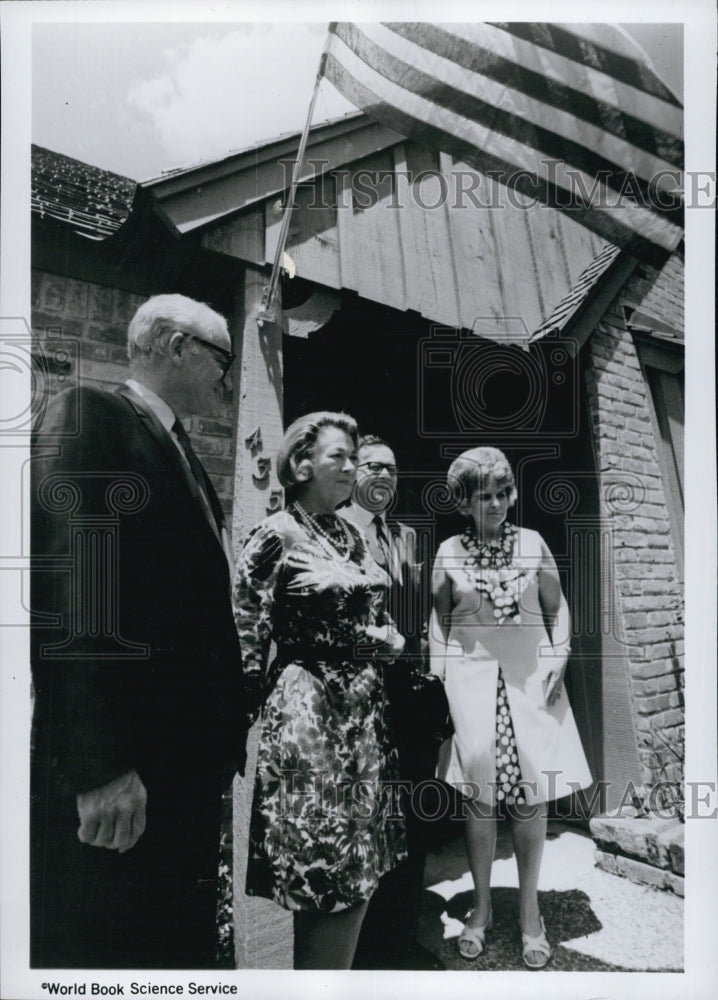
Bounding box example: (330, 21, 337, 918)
(429, 448, 592, 969)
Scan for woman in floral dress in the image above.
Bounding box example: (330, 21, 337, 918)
(233, 411, 406, 969)
(430, 448, 591, 969)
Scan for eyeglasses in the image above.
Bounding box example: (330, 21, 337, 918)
(357, 462, 398, 476)
(187, 336, 235, 377)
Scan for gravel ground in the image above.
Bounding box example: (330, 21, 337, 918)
(418, 819, 684, 972)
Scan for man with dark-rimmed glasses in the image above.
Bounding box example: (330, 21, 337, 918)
(341, 434, 444, 971)
(31, 293, 248, 968)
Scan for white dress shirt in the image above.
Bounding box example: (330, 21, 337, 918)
(340, 502, 402, 583)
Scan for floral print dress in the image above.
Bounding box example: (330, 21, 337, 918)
(233, 506, 407, 913)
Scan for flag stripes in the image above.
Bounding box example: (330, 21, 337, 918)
(324, 50, 677, 261)
(322, 22, 684, 261)
(492, 22, 682, 107)
(387, 22, 683, 167)
(331, 23, 682, 217)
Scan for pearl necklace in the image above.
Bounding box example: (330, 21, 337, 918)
(292, 501, 354, 561)
(461, 522, 524, 625)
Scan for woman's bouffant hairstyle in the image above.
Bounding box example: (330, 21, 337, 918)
(277, 411, 358, 501)
(447, 447, 517, 510)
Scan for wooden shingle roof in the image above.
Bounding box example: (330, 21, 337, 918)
(31, 144, 136, 239)
(529, 243, 623, 342)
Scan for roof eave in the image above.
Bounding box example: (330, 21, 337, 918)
(529, 248, 641, 356)
(141, 110, 368, 192)
(139, 112, 404, 237)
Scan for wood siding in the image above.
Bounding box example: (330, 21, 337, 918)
(204, 138, 606, 343)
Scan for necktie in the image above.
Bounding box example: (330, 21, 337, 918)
(373, 514, 401, 584)
(172, 419, 224, 536)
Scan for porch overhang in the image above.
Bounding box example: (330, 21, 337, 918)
(141, 112, 403, 236)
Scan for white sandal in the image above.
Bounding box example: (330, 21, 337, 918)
(458, 909, 493, 960)
(521, 915, 551, 969)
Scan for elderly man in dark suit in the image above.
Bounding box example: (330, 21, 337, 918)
(31, 294, 247, 969)
(341, 435, 443, 971)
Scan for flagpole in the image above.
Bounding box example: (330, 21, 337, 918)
(256, 52, 327, 327)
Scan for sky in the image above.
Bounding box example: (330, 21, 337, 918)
(29, 15, 685, 182)
(32, 21, 354, 180)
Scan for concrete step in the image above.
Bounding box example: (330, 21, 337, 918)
(589, 812, 684, 881)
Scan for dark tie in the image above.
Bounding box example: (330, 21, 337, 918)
(373, 514, 399, 582)
(172, 418, 224, 535)
(387, 519, 405, 587)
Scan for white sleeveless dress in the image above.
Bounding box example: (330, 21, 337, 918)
(433, 527, 592, 806)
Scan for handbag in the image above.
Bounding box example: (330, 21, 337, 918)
(384, 660, 454, 747)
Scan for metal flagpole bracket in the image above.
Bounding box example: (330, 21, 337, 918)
(257, 252, 297, 326)
(256, 285, 276, 327)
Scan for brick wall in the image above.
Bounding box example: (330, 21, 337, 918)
(31, 269, 237, 514)
(628, 251, 684, 334)
(584, 256, 684, 801)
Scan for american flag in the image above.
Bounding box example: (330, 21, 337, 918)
(322, 22, 684, 263)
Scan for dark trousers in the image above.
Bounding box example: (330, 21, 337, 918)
(352, 826, 427, 967)
(353, 662, 441, 969)
(31, 769, 223, 969)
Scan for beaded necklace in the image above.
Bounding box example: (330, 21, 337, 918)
(461, 521, 524, 624)
(292, 501, 354, 562)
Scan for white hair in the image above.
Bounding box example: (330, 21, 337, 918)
(127, 294, 229, 361)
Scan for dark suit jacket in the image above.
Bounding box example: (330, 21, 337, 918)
(340, 503, 423, 659)
(30, 383, 246, 967)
